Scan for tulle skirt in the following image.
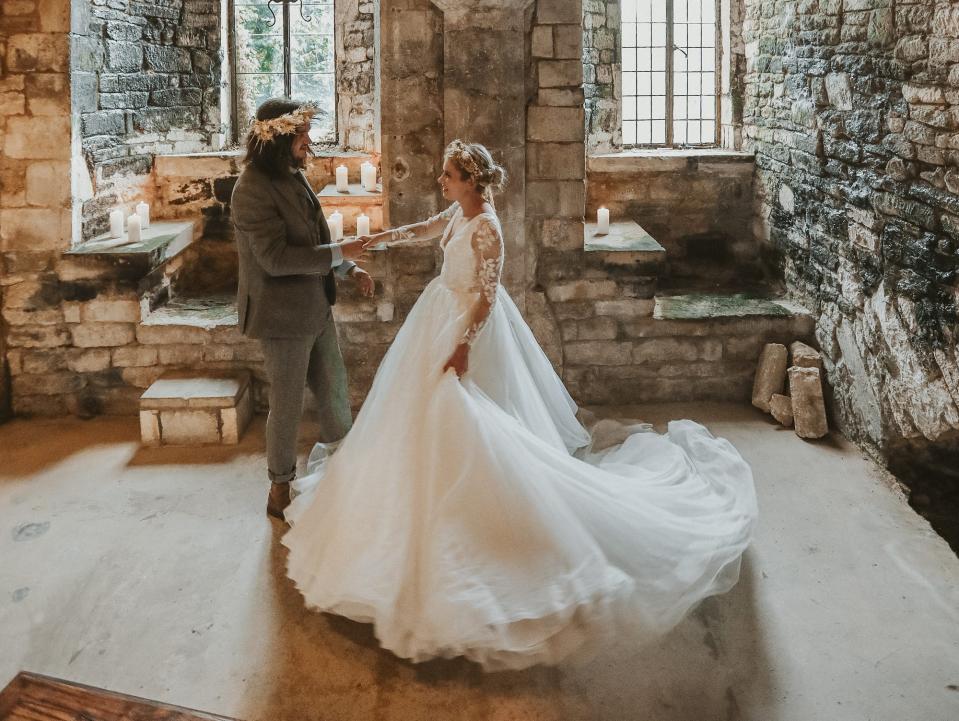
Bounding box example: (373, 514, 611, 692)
(282, 278, 758, 670)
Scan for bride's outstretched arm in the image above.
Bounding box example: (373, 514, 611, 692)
(363, 202, 459, 246)
(443, 217, 503, 377)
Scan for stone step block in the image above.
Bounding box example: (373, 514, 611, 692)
(770, 393, 795, 427)
(65, 220, 196, 278)
(789, 366, 829, 439)
(752, 343, 788, 412)
(137, 294, 238, 344)
(139, 371, 253, 446)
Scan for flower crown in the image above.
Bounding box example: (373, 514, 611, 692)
(249, 103, 319, 145)
(445, 140, 484, 183)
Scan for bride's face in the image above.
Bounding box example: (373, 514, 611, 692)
(438, 159, 476, 203)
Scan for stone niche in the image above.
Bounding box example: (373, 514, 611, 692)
(586, 150, 763, 291)
(70, 0, 381, 242)
(743, 0, 959, 475)
(71, 0, 225, 240)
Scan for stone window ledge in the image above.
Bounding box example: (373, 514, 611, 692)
(587, 148, 754, 173)
(64, 221, 196, 277)
(153, 149, 378, 179)
(156, 148, 374, 160)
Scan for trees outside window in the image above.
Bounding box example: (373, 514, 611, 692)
(231, 0, 336, 143)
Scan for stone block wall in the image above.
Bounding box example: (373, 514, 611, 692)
(583, 0, 619, 154)
(743, 0, 959, 464)
(378, 0, 445, 228)
(72, 0, 223, 240)
(721, 0, 746, 148)
(1, 0, 73, 420)
(336, 0, 378, 150)
(1, 0, 813, 420)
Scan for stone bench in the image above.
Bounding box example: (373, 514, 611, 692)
(139, 371, 253, 446)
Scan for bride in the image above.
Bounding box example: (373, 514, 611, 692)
(282, 140, 758, 671)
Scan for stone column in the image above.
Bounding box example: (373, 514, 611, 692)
(0, 0, 74, 417)
(430, 0, 532, 301)
(379, 0, 445, 228)
(720, 0, 745, 149)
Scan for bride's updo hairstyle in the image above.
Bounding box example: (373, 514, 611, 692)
(444, 140, 508, 203)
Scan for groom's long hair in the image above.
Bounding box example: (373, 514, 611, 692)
(243, 98, 303, 178)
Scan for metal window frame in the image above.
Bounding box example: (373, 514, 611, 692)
(228, 0, 338, 145)
(621, 0, 721, 149)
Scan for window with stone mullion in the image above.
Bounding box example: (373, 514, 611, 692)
(621, 0, 718, 148)
(230, 0, 336, 144)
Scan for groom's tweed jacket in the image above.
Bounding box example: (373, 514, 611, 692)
(232, 164, 342, 339)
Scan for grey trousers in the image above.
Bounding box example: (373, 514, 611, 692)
(259, 315, 352, 484)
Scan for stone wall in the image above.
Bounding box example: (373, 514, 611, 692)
(583, 0, 619, 154)
(336, 0, 378, 150)
(586, 151, 761, 287)
(72, 0, 223, 240)
(743, 0, 959, 464)
(721, 0, 746, 148)
(1, 0, 74, 418)
(379, 0, 445, 228)
(1, 0, 811, 420)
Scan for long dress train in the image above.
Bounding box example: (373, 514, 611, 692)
(282, 202, 758, 671)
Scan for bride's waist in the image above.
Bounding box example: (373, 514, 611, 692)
(438, 278, 483, 296)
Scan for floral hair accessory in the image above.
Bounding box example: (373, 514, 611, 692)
(444, 139, 483, 182)
(249, 103, 319, 146)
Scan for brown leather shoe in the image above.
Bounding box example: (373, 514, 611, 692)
(267, 482, 292, 519)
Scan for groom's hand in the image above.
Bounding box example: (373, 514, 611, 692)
(350, 266, 375, 297)
(340, 236, 373, 262)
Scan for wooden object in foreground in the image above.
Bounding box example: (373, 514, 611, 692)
(0, 672, 238, 721)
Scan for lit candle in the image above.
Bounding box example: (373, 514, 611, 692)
(127, 213, 142, 243)
(109, 209, 124, 239)
(335, 164, 348, 193)
(328, 211, 343, 242)
(356, 213, 370, 237)
(360, 161, 377, 192)
(597, 207, 610, 235)
(136, 201, 150, 229)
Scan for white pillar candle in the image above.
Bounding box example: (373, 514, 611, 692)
(597, 207, 610, 235)
(109, 209, 124, 238)
(328, 211, 343, 242)
(356, 213, 370, 237)
(127, 214, 142, 243)
(136, 201, 150, 229)
(360, 161, 377, 192)
(335, 164, 349, 193)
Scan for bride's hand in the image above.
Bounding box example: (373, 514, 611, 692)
(443, 342, 469, 377)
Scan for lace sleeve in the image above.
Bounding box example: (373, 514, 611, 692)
(462, 216, 503, 347)
(388, 202, 459, 244)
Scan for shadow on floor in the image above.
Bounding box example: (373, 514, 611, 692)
(237, 528, 774, 721)
(0, 417, 139, 479)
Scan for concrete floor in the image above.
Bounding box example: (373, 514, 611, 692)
(1, 404, 957, 721)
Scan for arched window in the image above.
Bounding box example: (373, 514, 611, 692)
(230, 0, 336, 143)
(621, 0, 718, 147)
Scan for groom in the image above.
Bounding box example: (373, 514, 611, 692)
(232, 98, 375, 518)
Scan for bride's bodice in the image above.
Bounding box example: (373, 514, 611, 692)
(388, 201, 504, 346)
(438, 210, 499, 296)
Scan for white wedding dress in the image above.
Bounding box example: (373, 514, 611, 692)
(282, 202, 758, 671)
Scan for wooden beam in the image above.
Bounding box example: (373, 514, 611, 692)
(0, 672, 239, 721)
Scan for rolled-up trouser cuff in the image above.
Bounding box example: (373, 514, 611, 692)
(268, 466, 296, 484)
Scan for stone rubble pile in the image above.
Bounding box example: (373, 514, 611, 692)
(752, 341, 829, 439)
